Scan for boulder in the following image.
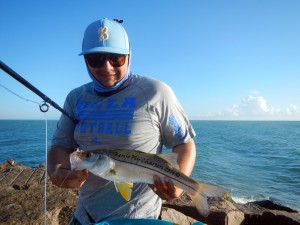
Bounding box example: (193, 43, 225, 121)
(162, 196, 245, 225)
(237, 201, 300, 225)
(162, 194, 300, 225)
(160, 207, 197, 225)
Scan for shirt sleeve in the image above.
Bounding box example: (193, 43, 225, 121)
(155, 83, 196, 149)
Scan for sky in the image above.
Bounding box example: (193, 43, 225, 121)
(0, 0, 300, 120)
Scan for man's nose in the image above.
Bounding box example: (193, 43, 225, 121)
(102, 59, 113, 69)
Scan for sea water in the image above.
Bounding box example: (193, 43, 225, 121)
(0, 120, 299, 210)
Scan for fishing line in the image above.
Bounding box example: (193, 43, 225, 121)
(0, 83, 40, 105)
(44, 113, 48, 225)
(60, 168, 73, 188)
(0, 83, 52, 119)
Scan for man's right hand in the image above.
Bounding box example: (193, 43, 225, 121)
(49, 164, 88, 188)
(47, 146, 89, 189)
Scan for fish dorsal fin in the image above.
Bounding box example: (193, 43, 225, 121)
(158, 153, 180, 169)
(115, 182, 134, 201)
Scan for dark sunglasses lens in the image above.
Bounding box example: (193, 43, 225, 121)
(109, 55, 126, 67)
(85, 54, 126, 68)
(85, 54, 105, 68)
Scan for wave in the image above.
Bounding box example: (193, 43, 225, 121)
(231, 195, 269, 204)
(231, 195, 300, 211)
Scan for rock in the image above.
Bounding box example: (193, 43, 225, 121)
(261, 210, 300, 225)
(253, 200, 298, 213)
(207, 197, 245, 225)
(237, 201, 300, 225)
(7, 159, 16, 166)
(163, 194, 300, 225)
(160, 207, 197, 225)
(163, 196, 245, 225)
(1, 159, 21, 168)
(0, 160, 78, 225)
(162, 194, 202, 221)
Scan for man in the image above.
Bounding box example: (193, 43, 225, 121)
(47, 18, 196, 225)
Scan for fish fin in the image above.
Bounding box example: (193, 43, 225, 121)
(189, 181, 226, 217)
(112, 180, 118, 193)
(116, 182, 134, 201)
(158, 153, 180, 169)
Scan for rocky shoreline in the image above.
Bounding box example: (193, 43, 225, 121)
(0, 160, 299, 225)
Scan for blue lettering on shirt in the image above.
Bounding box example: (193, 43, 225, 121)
(121, 98, 136, 108)
(75, 97, 136, 139)
(168, 115, 184, 139)
(107, 99, 119, 108)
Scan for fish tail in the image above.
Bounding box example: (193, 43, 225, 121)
(189, 181, 226, 217)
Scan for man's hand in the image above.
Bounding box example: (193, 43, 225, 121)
(47, 146, 88, 189)
(49, 164, 88, 188)
(149, 175, 183, 201)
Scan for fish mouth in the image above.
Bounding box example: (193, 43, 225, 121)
(70, 150, 85, 170)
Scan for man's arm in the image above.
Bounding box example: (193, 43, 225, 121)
(151, 139, 196, 200)
(47, 145, 88, 188)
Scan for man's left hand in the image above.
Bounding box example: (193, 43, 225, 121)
(149, 175, 183, 201)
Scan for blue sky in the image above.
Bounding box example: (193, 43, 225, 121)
(0, 1, 299, 120)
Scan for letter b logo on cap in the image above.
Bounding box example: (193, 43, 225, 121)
(98, 26, 109, 41)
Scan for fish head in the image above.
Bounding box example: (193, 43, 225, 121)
(70, 150, 100, 170)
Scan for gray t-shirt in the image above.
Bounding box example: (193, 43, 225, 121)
(52, 74, 196, 224)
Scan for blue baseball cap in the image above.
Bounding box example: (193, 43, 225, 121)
(79, 18, 130, 55)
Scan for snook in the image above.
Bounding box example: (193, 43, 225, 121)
(70, 149, 226, 216)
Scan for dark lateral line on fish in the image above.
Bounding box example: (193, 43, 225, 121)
(110, 156, 197, 192)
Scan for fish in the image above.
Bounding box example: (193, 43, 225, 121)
(70, 149, 226, 216)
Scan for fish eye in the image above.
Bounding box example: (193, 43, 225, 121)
(85, 152, 92, 158)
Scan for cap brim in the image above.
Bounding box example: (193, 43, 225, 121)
(79, 47, 130, 55)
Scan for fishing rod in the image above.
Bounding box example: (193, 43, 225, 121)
(0, 60, 78, 124)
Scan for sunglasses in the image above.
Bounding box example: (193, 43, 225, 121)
(85, 53, 127, 68)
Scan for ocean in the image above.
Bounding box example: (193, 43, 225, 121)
(0, 120, 299, 211)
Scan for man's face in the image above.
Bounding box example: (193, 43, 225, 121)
(85, 53, 129, 87)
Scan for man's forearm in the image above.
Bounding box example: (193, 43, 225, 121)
(172, 139, 196, 176)
(47, 145, 74, 175)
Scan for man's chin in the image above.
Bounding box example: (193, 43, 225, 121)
(98, 80, 117, 88)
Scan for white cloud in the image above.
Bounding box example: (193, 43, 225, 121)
(229, 95, 273, 116)
(285, 104, 300, 115)
(200, 95, 300, 120)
